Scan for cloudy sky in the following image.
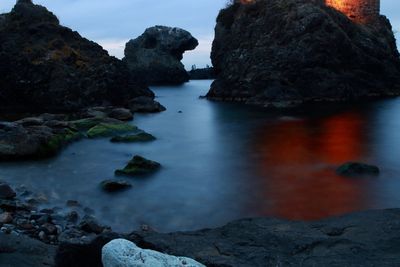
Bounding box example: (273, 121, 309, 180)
(1, 0, 399, 69)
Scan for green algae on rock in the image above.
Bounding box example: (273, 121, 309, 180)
(87, 123, 138, 138)
(37, 128, 82, 157)
(110, 132, 156, 143)
(115, 155, 161, 176)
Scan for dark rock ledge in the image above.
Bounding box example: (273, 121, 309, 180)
(1, 179, 400, 266)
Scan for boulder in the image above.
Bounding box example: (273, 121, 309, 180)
(0, 182, 16, 199)
(0, 0, 156, 113)
(336, 162, 380, 176)
(207, 0, 400, 108)
(100, 180, 132, 193)
(115, 155, 161, 176)
(129, 97, 166, 113)
(123, 26, 198, 85)
(102, 239, 205, 267)
(0, 212, 13, 224)
(0, 122, 81, 160)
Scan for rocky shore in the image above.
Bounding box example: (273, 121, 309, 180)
(2, 182, 400, 267)
(207, 0, 400, 108)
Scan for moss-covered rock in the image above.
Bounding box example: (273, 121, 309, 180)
(69, 117, 122, 131)
(110, 132, 156, 143)
(87, 123, 138, 138)
(336, 162, 380, 177)
(115, 155, 161, 176)
(37, 128, 82, 156)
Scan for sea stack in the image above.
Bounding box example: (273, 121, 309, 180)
(207, 0, 400, 108)
(123, 26, 199, 85)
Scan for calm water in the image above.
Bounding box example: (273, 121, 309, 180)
(1, 80, 400, 232)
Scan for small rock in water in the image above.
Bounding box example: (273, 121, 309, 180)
(102, 239, 205, 267)
(0, 183, 16, 199)
(115, 155, 161, 176)
(66, 200, 81, 207)
(65, 211, 79, 224)
(336, 162, 380, 177)
(79, 215, 107, 234)
(100, 180, 132, 193)
(110, 132, 156, 143)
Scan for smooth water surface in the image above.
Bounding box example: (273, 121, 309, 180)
(1, 80, 400, 232)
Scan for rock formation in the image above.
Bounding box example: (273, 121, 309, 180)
(207, 0, 400, 108)
(0, 0, 157, 112)
(123, 26, 198, 85)
(188, 67, 216, 80)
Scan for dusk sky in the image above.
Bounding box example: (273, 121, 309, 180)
(1, 0, 399, 69)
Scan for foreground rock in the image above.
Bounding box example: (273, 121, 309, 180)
(115, 155, 161, 176)
(124, 26, 198, 85)
(337, 162, 380, 177)
(0, 0, 157, 112)
(57, 209, 400, 267)
(102, 239, 205, 267)
(0, 232, 56, 267)
(207, 0, 400, 108)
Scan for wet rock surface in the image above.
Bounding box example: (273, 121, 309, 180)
(208, 0, 400, 108)
(100, 180, 132, 193)
(0, 0, 156, 113)
(56, 209, 400, 267)
(337, 162, 380, 177)
(115, 155, 161, 177)
(124, 26, 198, 85)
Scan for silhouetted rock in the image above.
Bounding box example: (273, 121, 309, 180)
(0, 0, 156, 112)
(188, 67, 216, 80)
(337, 162, 380, 176)
(207, 0, 400, 108)
(0, 182, 16, 199)
(124, 26, 198, 85)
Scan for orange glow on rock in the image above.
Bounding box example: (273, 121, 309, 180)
(325, 0, 380, 23)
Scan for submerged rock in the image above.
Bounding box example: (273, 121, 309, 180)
(86, 123, 138, 138)
(207, 0, 400, 108)
(102, 239, 205, 267)
(0, 0, 155, 113)
(100, 180, 132, 193)
(336, 162, 380, 176)
(123, 26, 198, 85)
(110, 132, 156, 143)
(115, 155, 161, 176)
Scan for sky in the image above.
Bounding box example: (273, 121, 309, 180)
(1, 0, 399, 69)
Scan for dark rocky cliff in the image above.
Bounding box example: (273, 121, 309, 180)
(0, 0, 154, 112)
(123, 26, 198, 85)
(207, 0, 400, 108)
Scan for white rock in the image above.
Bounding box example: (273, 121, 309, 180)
(102, 239, 205, 267)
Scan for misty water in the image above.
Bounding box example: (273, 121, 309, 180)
(2, 80, 400, 233)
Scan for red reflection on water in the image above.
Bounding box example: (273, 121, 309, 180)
(253, 112, 369, 220)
